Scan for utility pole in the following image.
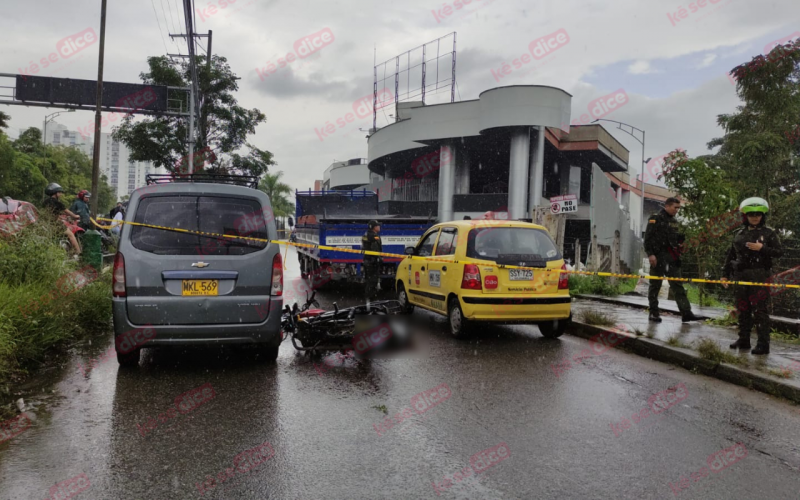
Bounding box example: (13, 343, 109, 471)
(90, 0, 108, 219)
(171, 2, 204, 175)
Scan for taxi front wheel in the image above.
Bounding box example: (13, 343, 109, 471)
(448, 297, 471, 339)
(397, 282, 415, 315)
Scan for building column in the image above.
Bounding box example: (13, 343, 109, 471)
(437, 141, 456, 222)
(454, 148, 470, 195)
(528, 126, 546, 215)
(508, 128, 531, 220)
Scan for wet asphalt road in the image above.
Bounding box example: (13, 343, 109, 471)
(2, 247, 800, 499)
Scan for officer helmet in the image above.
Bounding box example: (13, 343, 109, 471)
(739, 197, 768, 227)
(368, 220, 380, 229)
(45, 183, 64, 196)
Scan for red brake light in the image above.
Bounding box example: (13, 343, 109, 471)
(272, 253, 283, 296)
(113, 252, 126, 297)
(558, 263, 569, 290)
(461, 264, 482, 290)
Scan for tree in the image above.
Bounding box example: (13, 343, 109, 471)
(0, 111, 10, 129)
(259, 171, 293, 218)
(712, 38, 800, 227)
(661, 149, 740, 304)
(664, 38, 800, 307)
(0, 127, 114, 212)
(113, 55, 269, 176)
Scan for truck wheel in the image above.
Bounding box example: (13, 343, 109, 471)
(448, 297, 471, 339)
(397, 282, 414, 314)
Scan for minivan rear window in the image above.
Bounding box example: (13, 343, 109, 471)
(130, 195, 270, 255)
(466, 227, 561, 261)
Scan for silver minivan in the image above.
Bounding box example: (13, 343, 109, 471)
(112, 176, 283, 366)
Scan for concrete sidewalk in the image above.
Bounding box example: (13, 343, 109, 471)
(569, 298, 800, 404)
(574, 289, 800, 334)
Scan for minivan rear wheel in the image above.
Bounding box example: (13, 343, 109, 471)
(117, 348, 141, 367)
(257, 344, 280, 363)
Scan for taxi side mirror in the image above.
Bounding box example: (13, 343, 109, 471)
(405, 246, 415, 255)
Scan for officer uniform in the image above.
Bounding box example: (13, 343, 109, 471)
(362, 221, 382, 301)
(644, 208, 693, 320)
(723, 220, 783, 353)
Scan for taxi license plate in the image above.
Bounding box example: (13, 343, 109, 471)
(182, 280, 219, 296)
(509, 269, 533, 281)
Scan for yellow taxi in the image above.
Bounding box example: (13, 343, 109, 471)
(395, 220, 571, 338)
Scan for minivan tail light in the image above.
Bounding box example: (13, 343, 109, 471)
(113, 252, 126, 297)
(558, 263, 569, 289)
(461, 264, 482, 290)
(271, 253, 283, 296)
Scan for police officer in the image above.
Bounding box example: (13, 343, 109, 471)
(644, 197, 701, 323)
(721, 197, 783, 355)
(362, 220, 383, 302)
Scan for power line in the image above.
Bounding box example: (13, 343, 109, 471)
(150, 0, 170, 55)
(169, 0, 186, 54)
(160, 0, 177, 34)
(159, 0, 182, 54)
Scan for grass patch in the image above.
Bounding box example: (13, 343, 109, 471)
(0, 217, 111, 389)
(760, 367, 793, 379)
(633, 328, 645, 336)
(685, 285, 725, 307)
(577, 309, 616, 327)
(569, 275, 638, 297)
(770, 330, 800, 345)
(706, 312, 738, 327)
(666, 335, 689, 348)
(372, 405, 388, 414)
(695, 338, 747, 366)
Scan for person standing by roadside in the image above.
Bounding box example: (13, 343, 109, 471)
(362, 220, 383, 304)
(721, 197, 783, 355)
(644, 197, 701, 323)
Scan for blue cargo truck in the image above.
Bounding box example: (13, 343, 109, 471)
(294, 190, 433, 289)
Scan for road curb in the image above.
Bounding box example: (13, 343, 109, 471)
(567, 321, 800, 405)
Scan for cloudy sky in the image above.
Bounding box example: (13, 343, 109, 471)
(1, 0, 798, 195)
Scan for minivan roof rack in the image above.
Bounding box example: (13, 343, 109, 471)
(145, 173, 259, 189)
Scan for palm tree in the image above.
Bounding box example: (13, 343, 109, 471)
(259, 171, 293, 236)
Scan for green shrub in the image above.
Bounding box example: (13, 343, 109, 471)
(0, 218, 111, 386)
(685, 285, 724, 307)
(569, 275, 616, 296)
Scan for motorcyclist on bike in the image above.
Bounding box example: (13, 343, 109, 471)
(70, 190, 92, 231)
(43, 182, 81, 254)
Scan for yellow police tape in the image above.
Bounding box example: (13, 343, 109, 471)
(92, 217, 800, 290)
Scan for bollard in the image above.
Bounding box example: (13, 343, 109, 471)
(81, 230, 103, 272)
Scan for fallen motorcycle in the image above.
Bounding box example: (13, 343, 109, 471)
(281, 291, 403, 354)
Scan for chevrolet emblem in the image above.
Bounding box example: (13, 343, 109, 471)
(192, 262, 210, 268)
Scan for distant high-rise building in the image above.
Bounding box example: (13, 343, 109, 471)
(97, 133, 166, 200)
(41, 123, 166, 201)
(42, 122, 93, 158)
